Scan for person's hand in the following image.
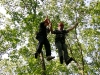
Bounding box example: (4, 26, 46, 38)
(46, 16, 51, 24)
(76, 17, 79, 25)
(76, 22, 78, 25)
(44, 16, 50, 24)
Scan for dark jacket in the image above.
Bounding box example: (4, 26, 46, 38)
(36, 22, 50, 40)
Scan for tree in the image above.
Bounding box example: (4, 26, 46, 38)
(0, 0, 100, 75)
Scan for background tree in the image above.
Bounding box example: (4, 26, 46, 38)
(0, 0, 100, 75)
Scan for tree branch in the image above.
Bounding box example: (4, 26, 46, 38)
(75, 28, 85, 75)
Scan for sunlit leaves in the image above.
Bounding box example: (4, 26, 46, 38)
(0, 0, 100, 75)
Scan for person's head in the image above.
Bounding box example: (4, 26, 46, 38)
(58, 22, 64, 30)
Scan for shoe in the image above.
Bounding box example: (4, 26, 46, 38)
(66, 57, 73, 65)
(35, 53, 38, 58)
(60, 56, 63, 64)
(47, 56, 55, 61)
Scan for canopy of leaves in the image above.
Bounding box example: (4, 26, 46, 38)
(0, 0, 100, 75)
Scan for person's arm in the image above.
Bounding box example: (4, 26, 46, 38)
(47, 19, 54, 34)
(67, 22, 78, 32)
(49, 23, 54, 34)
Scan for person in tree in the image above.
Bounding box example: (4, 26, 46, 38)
(50, 21, 78, 65)
(35, 17, 55, 61)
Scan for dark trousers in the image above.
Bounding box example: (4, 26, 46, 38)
(55, 42, 69, 63)
(36, 37, 51, 56)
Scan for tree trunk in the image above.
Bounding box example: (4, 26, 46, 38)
(40, 51, 46, 75)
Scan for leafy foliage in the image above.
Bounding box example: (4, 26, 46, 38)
(0, 0, 100, 75)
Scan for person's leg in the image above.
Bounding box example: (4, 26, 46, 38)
(44, 38, 55, 61)
(55, 42, 63, 64)
(62, 43, 73, 65)
(62, 43, 70, 64)
(36, 41, 43, 54)
(35, 37, 44, 58)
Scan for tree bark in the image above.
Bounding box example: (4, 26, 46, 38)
(40, 51, 46, 75)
